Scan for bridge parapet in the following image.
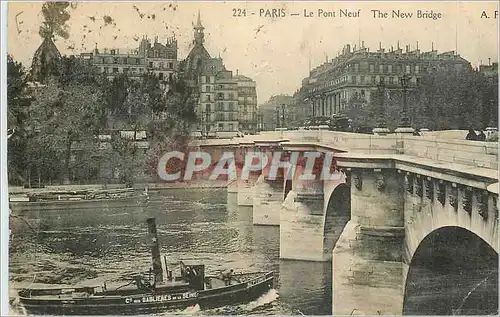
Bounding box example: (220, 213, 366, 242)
(192, 131, 497, 170)
(403, 136, 498, 170)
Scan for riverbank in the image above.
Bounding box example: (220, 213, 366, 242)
(8, 180, 231, 195)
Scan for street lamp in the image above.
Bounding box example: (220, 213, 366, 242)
(281, 104, 286, 128)
(372, 81, 390, 136)
(276, 106, 280, 128)
(376, 81, 387, 128)
(399, 74, 411, 128)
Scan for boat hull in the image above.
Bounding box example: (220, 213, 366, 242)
(19, 273, 274, 315)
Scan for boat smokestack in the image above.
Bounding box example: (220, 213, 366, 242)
(146, 218, 163, 284)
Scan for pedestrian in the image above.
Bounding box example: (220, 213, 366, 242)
(477, 130, 486, 141)
(465, 128, 478, 141)
(221, 269, 234, 286)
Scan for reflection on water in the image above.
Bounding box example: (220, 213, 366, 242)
(9, 188, 332, 315)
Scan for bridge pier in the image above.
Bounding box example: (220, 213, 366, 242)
(280, 179, 328, 261)
(332, 167, 405, 315)
(253, 175, 284, 225)
(237, 175, 259, 206)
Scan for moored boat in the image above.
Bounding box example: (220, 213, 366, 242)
(17, 217, 275, 315)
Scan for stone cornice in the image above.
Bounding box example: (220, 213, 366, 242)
(280, 142, 349, 153)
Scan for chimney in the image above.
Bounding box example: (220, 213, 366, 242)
(431, 42, 434, 51)
(489, 58, 491, 65)
(146, 218, 163, 284)
(362, 41, 365, 48)
(236, 69, 239, 75)
(346, 44, 351, 53)
(406, 45, 409, 53)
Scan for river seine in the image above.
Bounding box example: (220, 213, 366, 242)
(9, 188, 332, 315)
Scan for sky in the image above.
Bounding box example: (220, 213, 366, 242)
(6, 1, 499, 103)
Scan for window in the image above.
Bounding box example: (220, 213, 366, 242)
(371, 76, 376, 84)
(228, 93, 235, 100)
(206, 86, 211, 93)
(103, 67, 109, 73)
(206, 104, 211, 112)
(206, 95, 211, 101)
(405, 65, 411, 73)
(201, 76, 206, 83)
(389, 76, 394, 84)
(354, 63, 359, 72)
(169, 62, 173, 69)
(207, 76, 212, 83)
(351, 76, 357, 84)
(217, 93, 224, 100)
(217, 102, 223, 111)
(149, 62, 153, 68)
(136, 58, 140, 65)
(388, 65, 393, 73)
(113, 68, 118, 73)
(218, 123, 223, 128)
(380, 76, 385, 84)
(159, 73, 164, 80)
(160, 62, 164, 69)
(379, 64, 384, 73)
(360, 75, 365, 83)
(369, 64, 375, 72)
(416, 77, 421, 85)
(397, 65, 402, 73)
(123, 68, 129, 73)
(361, 90, 365, 97)
(169, 73, 173, 81)
(229, 102, 234, 111)
(228, 123, 234, 131)
(415, 65, 420, 73)
(113, 58, 118, 64)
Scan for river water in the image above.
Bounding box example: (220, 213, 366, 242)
(9, 188, 332, 315)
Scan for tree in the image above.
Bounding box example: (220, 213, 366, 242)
(101, 136, 144, 187)
(344, 68, 498, 132)
(7, 56, 33, 184)
(26, 57, 106, 184)
(164, 78, 197, 131)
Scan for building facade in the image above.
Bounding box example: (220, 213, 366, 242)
(301, 42, 471, 118)
(479, 61, 498, 78)
(80, 36, 178, 83)
(179, 12, 258, 134)
(258, 95, 294, 131)
(234, 74, 258, 133)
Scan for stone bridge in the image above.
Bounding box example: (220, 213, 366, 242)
(189, 130, 498, 315)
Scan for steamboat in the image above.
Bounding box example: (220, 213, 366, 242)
(17, 217, 275, 315)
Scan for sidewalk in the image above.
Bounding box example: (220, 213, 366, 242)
(8, 180, 230, 195)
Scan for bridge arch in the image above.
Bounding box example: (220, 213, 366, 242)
(403, 226, 498, 315)
(323, 183, 351, 254)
